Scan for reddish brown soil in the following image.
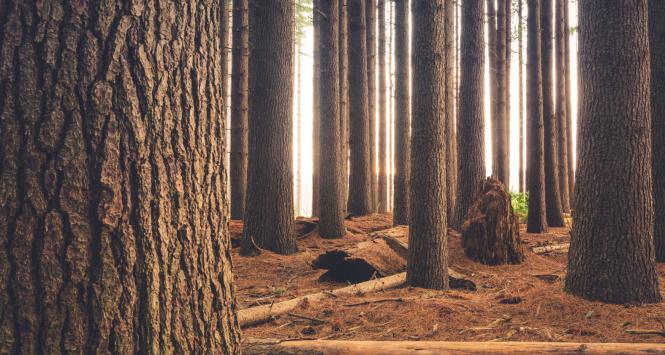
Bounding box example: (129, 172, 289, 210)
(232, 214, 665, 344)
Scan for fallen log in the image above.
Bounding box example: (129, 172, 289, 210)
(237, 273, 407, 327)
(532, 243, 569, 254)
(244, 339, 665, 354)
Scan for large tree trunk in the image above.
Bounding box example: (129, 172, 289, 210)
(0, 1, 240, 353)
(242, 0, 297, 255)
(312, 0, 322, 217)
(366, 0, 378, 213)
(541, 0, 565, 227)
(519, 0, 526, 193)
(222, 0, 232, 113)
(445, 0, 457, 224)
(319, 0, 347, 238)
(453, 0, 486, 231)
(565, 0, 661, 304)
(378, 0, 389, 213)
(494, 0, 509, 185)
(341, 0, 350, 215)
(526, 0, 549, 234)
(348, 0, 373, 216)
(651, 0, 665, 262)
(564, 0, 574, 201)
(407, 0, 449, 290)
(393, 0, 411, 226)
(504, 0, 511, 183)
(231, 0, 249, 220)
(488, 0, 499, 183)
(555, 0, 571, 213)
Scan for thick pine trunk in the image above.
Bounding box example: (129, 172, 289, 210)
(651, 0, 665, 262)
(341, 0, 350, 215)
(565, 0, 661, 304)
(394, 0, 411, 226)
(378, 0, 389, 213)
(564, 1, 574, 201)
(494, 0, 509, 185)
(231, 0, 249, 220)
(242, 0, 297, 255)
(348, 0, 373, 216)
(526, 0, 549, 234)
(407, 0, 449, 290)
(312, 0, 322, 217)
(0, 1, 240, 353)
(367, 0, 378, 213)
(488, 0, 499, 183)
(319, 0, 347, 238)
(519, 0, 525, 193)
(445, 0, 457, 224)
(555, 0, 571, 213)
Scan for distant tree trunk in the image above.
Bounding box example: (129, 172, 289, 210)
(494, 0, 509, 185)
(394, 0, 411, 226)
(242, 0, 297, 255)
(445, 0, 458, 223)
(519, 0, 525, 193)
(564, 0, 574, 201)
(407, 0, 449, 290)
(526, 0, 548, 233)
(453, 0, 486, 230)
(312, 0, 322, 217)
(348, 0, 373, 216)
(231, 0, 249, 220)
(295, 39, 302, 216)
(0, 1, 241, 352)
(556, 0, 571, 213)
(504, 0, 511, 186)
(378, 0, 389, 213)
(540, 0, 565, 227)
(341, 0, 350, 214)
(367, 0, 378, 212)
(222, 0, 232, 111)
(565, 0, 661, 304)
(650, 0, 665, 262)
(488, 0, 499, 182)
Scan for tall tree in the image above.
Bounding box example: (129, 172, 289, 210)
(565, 0, 661, 304)
(526, 0, 548, 233)
(407, 0, 449, 290)
(222, 0, 232, 111)
(494, 0, 509, 185)
(394, 0, 411, 226)
(445, 0, 457, 222)
(378, 0, 389, 212)
(231, 0, 250, 220)
(242, 0, 297, 255)
(319, 0, 347, 238)
(0, 0, 240, 352)
(341, 0, 350, 213)
(541, 0, 565, 227)
(650, 0, 665, 261)
(556, 0, 571, 213)
(504, 0, 511, 184)
(348, 0, 374, 216)
(564, 0, 574, 200)
(453, 0, 486, 230)
(488, 0, 499, 182)
(519, 0, 526, 193)
(367, 0, 378, 212)
(312, 0, 322, 216)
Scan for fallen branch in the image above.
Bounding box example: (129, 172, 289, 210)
(532, 243, 569, 254)
(625, 329, 665, 337)
(343, 297, 404, 307)
(287, 312, 327, 324)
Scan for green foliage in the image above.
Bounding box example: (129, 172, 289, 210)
(510, 192, 529, 223)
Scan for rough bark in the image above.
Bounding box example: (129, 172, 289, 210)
(526, 0, 548, 234)
(555, 0, 571, 213)
(453, 0, 486, 231)
(565, 0, 661, 304)
(312, 0, 322, 217)
(231, 0, 249, 220)
(348, 0, 373, 216)
(563, 0, 574, 201)
(504, 0, 511, 184)
(445, 0, 457, 224)
(242, 0, 297, 255)
(519, 0, 525, 193)
(340, 0, 350, 214)
(319, 0, 347, 238)
(378, 0, 388, 213)
(0, 1, 241, 353)
(367, 0, 378, 212)
(393, 0, 411, 226)
(651, 0, 665, 262)
(488, 0, 499, 183)
(222, 0, 232, 110)
(541, 0, 565, 227)
(494, 0, 509, 185)
(407, 0, 449, 290)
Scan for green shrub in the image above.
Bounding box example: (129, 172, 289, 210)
(510, 192, 529, 223)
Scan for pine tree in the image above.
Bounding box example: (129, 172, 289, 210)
(650, 0, 665, 261)
(556, 0, 571, 213)
(394, 0, 411, 226)
(231, 0, 249, 220)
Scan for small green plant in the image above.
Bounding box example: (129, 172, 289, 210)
(510, 192, 529, 223)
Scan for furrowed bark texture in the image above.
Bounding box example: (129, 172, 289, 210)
(445, 0, 457, 224)
(453, 0, 485, 231)
(319, 0, 346, 238)
(555, 0, 570, 213)
(526, 0, 548, 234)
(565, 0, 661, 304)
(407, 0, 449, 290)
(340, 0, 350, 214)
(650, 0, 665, 262)
(378, 0, 388, 213)
(243, 0, 297, 255)
(0, 0, 241, 353)
(564, 0, 574, 200)
(487, 0, 499, 183)
(393, 0, 411, 226)
(348, 0, 373, 216)
(312, 0, 321, 217)
(231, 0, 249, 220)
(504, 0, 511, 185)
(367, 0, 377, 212)
(494, 0, 509, 185)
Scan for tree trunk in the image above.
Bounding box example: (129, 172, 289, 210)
(564, 0, 574, 201)
(242, 0, 297, 255)
(526, 0, 549, 234)
(488, 0, 499, 183)
(565, 0, 661, 304)
(651, 0, 665, 262)
(519, 0, 525, 193)
(394, 0, 411, 226)
(0, 1, 241, 353)
(378, 0, 389, 213)
(319, 0, 347, 238)
(312, 0, 322, 217)
(504, 0, 511, 187)
(367, 0, 378, 213)
(348, 0, 373, 216)
(541, 0, 565, 227)
(445, 0, 458, 224)
(222, 0, 232, 113)
(453, 0, 486, 231)
(231, 0, 249, 220)
(407, 0, 449, 290)
(494, 0, 509, 185)
(295, 39, 302, 216)
(341, 0, 350, 215)
(556, 0, 571, 213)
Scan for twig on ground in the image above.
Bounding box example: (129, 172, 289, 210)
(343, 297, 404, 307)
(287, 312, 327, 324)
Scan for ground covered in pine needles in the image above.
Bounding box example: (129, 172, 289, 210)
(231, 214, 665, 344)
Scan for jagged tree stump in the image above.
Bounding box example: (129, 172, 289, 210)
(461, 178, 525, 265)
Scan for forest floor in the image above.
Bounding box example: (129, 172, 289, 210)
(231, 214, 665, 345)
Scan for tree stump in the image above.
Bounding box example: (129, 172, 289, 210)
(461, 177, 525, 265)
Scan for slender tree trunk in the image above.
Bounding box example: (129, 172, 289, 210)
(650, 0, 665, 262)
(526, 0, 548, 233)
(565, 0, 661, 304)
(231, 0, 249, 220)
(445, 0, 457, 222)
(312, 0, 322, 217)
(494, 0, 509, 185)
(564, 0, 574, 201)
(222, 0, 232, 113)
(519, 0, 525, 193)
(348, 0, 373, 216)
(242, 0, 297, 255)
(341, 0, 350, 214)
(504, 0, 511, 187)
(488, 0, 499, 182)
(556, 0, 571, 213)
(407, 0, 449, 290)
(0, 1, 241, 352)
(394, 0, 411, 226)
(388, 2, 396, 212)
(453, 0, 486, 230)
(367, 0, 378, 212)
(378, 0, 389, 213)
(295, 39, 302, 216)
